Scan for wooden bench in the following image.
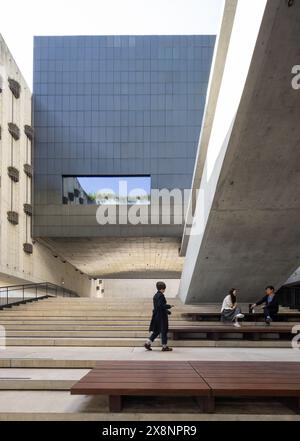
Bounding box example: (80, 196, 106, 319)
(70, 361, 300, 413)
(170, 325, 299, 341)
(70, 361, 211, 411)
(190, 361, 300, 413)
(182, 312, 300, 322)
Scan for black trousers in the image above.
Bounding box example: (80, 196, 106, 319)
(149, 330, 168, 346)
(263, 306, 277, 320)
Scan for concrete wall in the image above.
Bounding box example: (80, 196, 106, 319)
(179, 0, 267, 303)
(286, 268, 300, 286)
(180, 0, 300, 303)
(0, 34, 95, 297)
(102, 279, 180, 298)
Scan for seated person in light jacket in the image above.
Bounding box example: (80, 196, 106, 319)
(144, 281, 174, 352)
(221, 288, 244, 328)
(251, 285, 279, 325)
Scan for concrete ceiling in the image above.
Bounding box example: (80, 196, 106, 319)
(42, 237, 183, 279)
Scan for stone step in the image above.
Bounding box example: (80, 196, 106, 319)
(0, 359, 98, 368)
(0, 319, 179, 324)
(0, 322, 297, 331)
(0, 322, 191, 332)
(5, 330, 152, 337)
(3, 337, 291, 348)
(0, 369, 88, 390)
(1, 308, 184, 313)
(0, 313, 161, 317)
(0, 308, 188, 317)
(0, 390, 298, 421)
(1, 345, 299, 369)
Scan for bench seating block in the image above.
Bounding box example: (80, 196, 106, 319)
(71, 361, 211, 411)
(70, 361, 300, 414)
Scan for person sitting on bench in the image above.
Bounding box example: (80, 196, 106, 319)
(221, 288, 244, 328)
(251, 286, 279, 325)
(144, 281, 174, 352)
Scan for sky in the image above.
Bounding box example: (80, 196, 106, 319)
(0, 0, 224, 88)
(77, 176, 151, 196)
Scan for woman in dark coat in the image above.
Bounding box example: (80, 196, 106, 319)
(144, 281, 173, 352)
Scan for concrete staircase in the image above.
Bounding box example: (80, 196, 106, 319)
(0, 296, 299, 420)
(0, 296, 218, 347)
(0, 296, 296, 348)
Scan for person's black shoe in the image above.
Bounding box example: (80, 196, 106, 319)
(144, 342, 152, 351)
(265, 317, 271, 325)
(162, 346, 173, 352)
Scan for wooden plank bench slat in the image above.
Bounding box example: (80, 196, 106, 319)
(70, 361, 300, 414)
(170, 325, 298, 340)
(71, 383, 210, 392)
(190, 361, 300, 411)
(182, 312, 300, 322)
(71, 360, 211, 411)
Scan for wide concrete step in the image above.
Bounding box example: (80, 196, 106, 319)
(0, 316, 153, 320)
(3, 337, 291, 348)
(5, 330, 152, 337)
(0, 322, 190, 332)
(0, 322, 297, 331)
(38, 298, 183, 303)
(2, 345, 300, 369)
(7, 309, 192, 318)
(4, 337, 215, 347)
(0, 369, 87, 390)
(0, 321, 183, 327)
(0, 313, 159, 317)
(0, 390, 298, 421)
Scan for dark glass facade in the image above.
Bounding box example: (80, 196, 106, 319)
(32, 35, 215, 236)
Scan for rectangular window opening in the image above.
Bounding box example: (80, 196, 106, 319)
(62, 176, 151, 205)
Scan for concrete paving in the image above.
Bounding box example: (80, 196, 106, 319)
(1, 346, 300, 361)
(0, 368, 89, 390)
(0, 391, 299, 421)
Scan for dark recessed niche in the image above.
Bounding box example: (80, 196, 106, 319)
(23, 243, 33, 254)
(8, 78, 21, 98)
(8, 166, 19, 182)
(8, 122, 20, 140)
(24, 124, 34, 140)
(74, 189, 80, 197)
(24, 163, 33, 178)
(7, 211, 19, 225)
(68, 192, 74, 201)
(62, 196, 68, 204)
(79, 197, 84, 205)
(23, 203, 33, 216)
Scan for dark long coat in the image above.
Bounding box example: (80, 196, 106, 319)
(256, 294, 279, 315)
(149, 291, 172, 334)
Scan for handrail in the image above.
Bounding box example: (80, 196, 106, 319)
(0, 281, 77, 292)
(0, 282, 79, 309)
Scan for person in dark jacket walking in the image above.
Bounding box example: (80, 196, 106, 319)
(251, 286, 279, 325)
(144, 281, 174, 352)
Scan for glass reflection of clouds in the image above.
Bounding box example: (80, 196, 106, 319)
(63, 176, 151, 205)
